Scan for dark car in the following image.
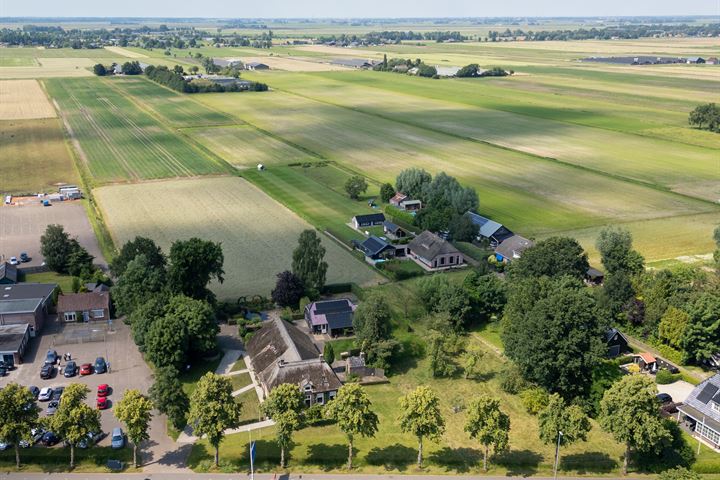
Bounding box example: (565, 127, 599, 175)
(46, 401, 59, 415)
(41, 431, 59, 446)
(656, 393, 673, 404)
(44, 350, 58, 365)
(0, 359, 13, 370)
(0, 366, 6, 377)
(40, 364, 54, 380)
(19, 252, 30, 263)
(28, 386, 40, 399)
(94, 357, 107, 374)
(63, 361, 77, 378)
(51, 387, 64, 401)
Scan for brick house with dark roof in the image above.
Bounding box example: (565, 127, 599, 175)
(57, 291, 111, 323)
(245, 317, 342, 406)
(408, 230, 464, 270)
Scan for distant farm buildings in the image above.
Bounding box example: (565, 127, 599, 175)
(329, 58, 378, 69)
(246, 61, 270, 71)
(582, 56, 712, 65)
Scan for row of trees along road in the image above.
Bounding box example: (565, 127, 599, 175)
(0, 383, 153, 469)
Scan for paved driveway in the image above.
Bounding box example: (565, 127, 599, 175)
(657, 380, 695, 403)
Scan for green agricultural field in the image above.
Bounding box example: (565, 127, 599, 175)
(186, 125, 314, 168)
(0, 118, 79, 194)
(196, 82, 718, 263)
(45, 77, 229, 183)
(243, 164, 381, 245)
(261, 71, 720, 202)
(106, 76, 235, 128)
(94, 176, 382, 299)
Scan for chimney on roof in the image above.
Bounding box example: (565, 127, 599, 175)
(277, 359, 285, 368)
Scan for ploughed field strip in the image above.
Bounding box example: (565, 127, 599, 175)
(94, 177, 382, 299)
(44, 77, 227, 183)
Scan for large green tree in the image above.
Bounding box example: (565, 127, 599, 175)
(0, 383, 39, 468)
(688, 102, 720, 132)
(658, 307, 690, 349)
(144, 313, 190, 370)
(380, 183, 395, 203)
(502, 276, 604, 399)
(110, 236, 166, 277)
(112, 254, 167, 316)
(130, 294, 169, 351)
(165, 295, 218, 355)
(188, 373, 242, 467)
(344, 175, 368, 200)
(596, 227, 645, 276)
(509, 236, 589, 281)
(538, 394, 591, 474)
(168, 238, 224, 303)
(463, 270, 507, 323)
(115, 389, 154, 467)
(599, 375, 671, 475)
(271, 270, 305, 308)
(324, 383, 379, 469)
(149, 366, 190, 430)
(352, 292, 397, 368)
(45, 384, 101, 469)
(292, 230, 328, 295)
(680, 291, 720, 363)
(398, 386, 446, 467)
(39, 224, 75, 274)
(464, 395, 510, 471)
(261, 383, 304, 468)
(395, 167, 432, 199)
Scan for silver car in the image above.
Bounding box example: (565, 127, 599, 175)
(110, 427, 124, 449)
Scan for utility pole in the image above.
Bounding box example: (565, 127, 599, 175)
(553, 430, 563, 480)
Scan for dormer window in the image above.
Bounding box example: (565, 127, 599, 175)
(712, 401, 720, 413)
(304, 384, 312, 392)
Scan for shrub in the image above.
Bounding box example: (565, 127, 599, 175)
(499, 363, 529, 394)
(280, 307, 293, 322)
(656, 369, 680, 385)
(657, 345, 683, 365)
(304, 403, 324, 425)
(520, 387, 550, 415)
(299, 296, 311, 313)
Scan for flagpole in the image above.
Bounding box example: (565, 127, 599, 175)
(250, 430, 255, 480)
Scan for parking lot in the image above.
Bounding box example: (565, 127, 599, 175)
(0, 319, 153, 448)
(0, 200, 106, 268)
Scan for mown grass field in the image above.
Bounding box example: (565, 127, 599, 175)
(94, 176, 382, 299)
(0, 118, 79, 194)
(45, 77, 229, 184)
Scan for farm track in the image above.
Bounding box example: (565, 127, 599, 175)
(271, 85, 720, 210)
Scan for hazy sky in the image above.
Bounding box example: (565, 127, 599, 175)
(0, 0, 717, 18)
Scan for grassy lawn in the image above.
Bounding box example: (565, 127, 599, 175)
(472, 320, 505, 352)
(327, 338, 357, 357)
(0, 446, 134, 473)
(179, 355, 223, 397)
(230, 372, 252, 391)
(22, 271, 76, 293)
(230, 360, 248, 372)
(455, 241, 493, 263)
(686, 432, 720, 474)
(235, 388, 262, 425)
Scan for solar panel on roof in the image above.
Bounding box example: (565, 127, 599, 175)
(712, 391, 720, 404)
(697, 383, 719, 404)
(314, 300, 352, 314)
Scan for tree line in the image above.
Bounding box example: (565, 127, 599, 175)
(486, 23, 720, 42)
(143, 64, 268, 93)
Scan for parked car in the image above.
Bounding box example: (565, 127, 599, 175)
(51, 387, 64, 401)
(656, 393, 673, 404)
(38, 387, 53, 402)
(40, 364, 54, 380)
(94, 357, 107, 374)
(110, 427, 124, 449)
(44, 350, 58, 365)
(96, 396, 109, 410)
(31, 428, 46, 444)
(8, 257, 18, 266)
(0, 442, 11, 451)
(28, 386, 40, 399)
(0, 366, 7, 377)
(41, 431, 59, 446)
(79, 363, 93, 376)
(19, 252, 29, 263)
(78, 431, 105, 449)
(97, 384, 110, 397)
(46, 401, 59, 415)
(63, 361, 77, 378)
(0, 359, 13, 370)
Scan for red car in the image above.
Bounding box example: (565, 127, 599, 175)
(96, 396, 109, 410)
(97, 384, 110, 397)
(79, 363, 93, 376)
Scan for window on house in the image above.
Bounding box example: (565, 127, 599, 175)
(316, 393, 325, 405)
(91, 309, 105, 319)
(304, 384, 312, 391)
(712, 402, 720, 414)
(64, 312, 76, 322)
(329, 391, 336, 401)
(449, 256, 454, 264)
